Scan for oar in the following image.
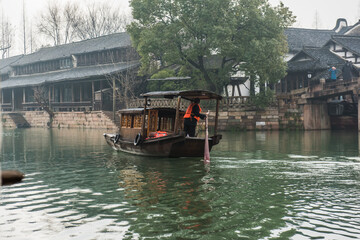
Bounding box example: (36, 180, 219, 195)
(204, 111, 210, 163)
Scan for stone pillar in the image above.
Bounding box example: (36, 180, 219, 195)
(303, 101, 331, 130)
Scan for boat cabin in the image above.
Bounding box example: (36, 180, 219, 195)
(119, 107, 185, 140)
(118, 90, 222, 141)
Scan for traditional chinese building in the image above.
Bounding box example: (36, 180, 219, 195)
(278, 19, 360, 94)
(0, 32, 140, 112)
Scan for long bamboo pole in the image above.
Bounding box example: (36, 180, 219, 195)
(214, 99, 220, 135)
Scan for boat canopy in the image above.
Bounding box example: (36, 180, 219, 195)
(140, 90, 222, 101)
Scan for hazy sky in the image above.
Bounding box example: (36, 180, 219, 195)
(0, 0, 131, 55)
(269, 0, 360, 29)
(1, 0, 360, 55)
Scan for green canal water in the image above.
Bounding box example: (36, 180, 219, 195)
(1, 128, 360, 239)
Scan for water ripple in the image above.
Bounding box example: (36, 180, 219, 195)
(2, 129, 360, 239)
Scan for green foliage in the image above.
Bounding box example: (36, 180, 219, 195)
(128, 0, 295, 94)
(147, 66, 209, 91)
(151, 69, 176, 80)
(147, 69, 178, 91)
(147, 69, 192, 91)
(250, 89, 275, 110)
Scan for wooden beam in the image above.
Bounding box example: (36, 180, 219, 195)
(174, 96, 181, 134)
(60, 85, 63, 103)
(92, 81, 95, 110)
(237, 84, 241, 96)
(71, 83, 74, 102)
(141, 97, 147, 137)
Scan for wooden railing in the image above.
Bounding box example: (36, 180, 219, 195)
(129, 98, 188, 110)
(1, 101, 93, 112)
(129, 96, 253, 110)
(322, 77, 358, 91)
(3, 96, 260, 113)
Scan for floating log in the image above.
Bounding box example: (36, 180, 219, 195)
(1, 170, 24, 186)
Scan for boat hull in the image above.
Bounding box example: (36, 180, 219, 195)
(104, 133, 222, 158)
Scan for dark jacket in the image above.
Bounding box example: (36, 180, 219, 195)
(184, 104, 205, 126)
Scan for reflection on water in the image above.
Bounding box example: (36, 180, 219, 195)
(1, 128, 360, 239)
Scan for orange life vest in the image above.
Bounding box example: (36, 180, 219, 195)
(146, 131, 168, 140)
(184, 103, 202, 122)
(154, 131, 167, 138)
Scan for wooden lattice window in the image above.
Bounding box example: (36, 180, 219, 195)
(121, 115, 132, 128)
(160, 117, 173, 131)
(147, 110, 158, 136)
(133, 115, 142, 128)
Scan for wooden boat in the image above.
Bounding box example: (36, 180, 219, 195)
(104, 90, 222, 157)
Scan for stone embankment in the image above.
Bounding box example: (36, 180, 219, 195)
(199, 105, 303, 131)
(1, 102, 304, 130)
(1, 111, 119, 130)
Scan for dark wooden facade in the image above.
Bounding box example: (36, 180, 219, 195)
(0, 33, 139, 112)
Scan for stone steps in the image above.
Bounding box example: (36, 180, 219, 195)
(102, 111, 120, 129)
(7, 113, 31, 128)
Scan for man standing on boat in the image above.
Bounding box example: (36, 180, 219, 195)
(183, 98, 206, 137)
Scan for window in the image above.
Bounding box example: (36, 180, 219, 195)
(1, 74, 9, 81)
(2, 89, 12, 103)
(25, 88, 35, 103)
(63, 84, 72, 102)
(54, 86, 61, 102)
(82, 82, 92, 101)
(74, 84, 81, 102)
(60, 58, 72, 69)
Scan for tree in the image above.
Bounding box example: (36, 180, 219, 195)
(72, 3, 131, 40)
(37, 2, 131, 46)
(104, 47, 143, 109)
(37, 2, 77, 45)
(128, 0, 295, 94)
(0, 19, 14, 58)
(33, 85, 54, 126)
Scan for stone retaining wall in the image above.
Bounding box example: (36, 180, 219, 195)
(2, 104, 304, 131)
(1, 111, 119, 129)
(196, 103, 304, 131)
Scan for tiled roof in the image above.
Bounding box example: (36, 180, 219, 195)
(343, 20, 360, 35)
(328, 35, 360, 55)
(0, 61, 140, 89)
(287, 47, 345, 72)
(0, 55, 23, 74)
(285, 28, 336, 53)
(12, 32, 131, 66)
